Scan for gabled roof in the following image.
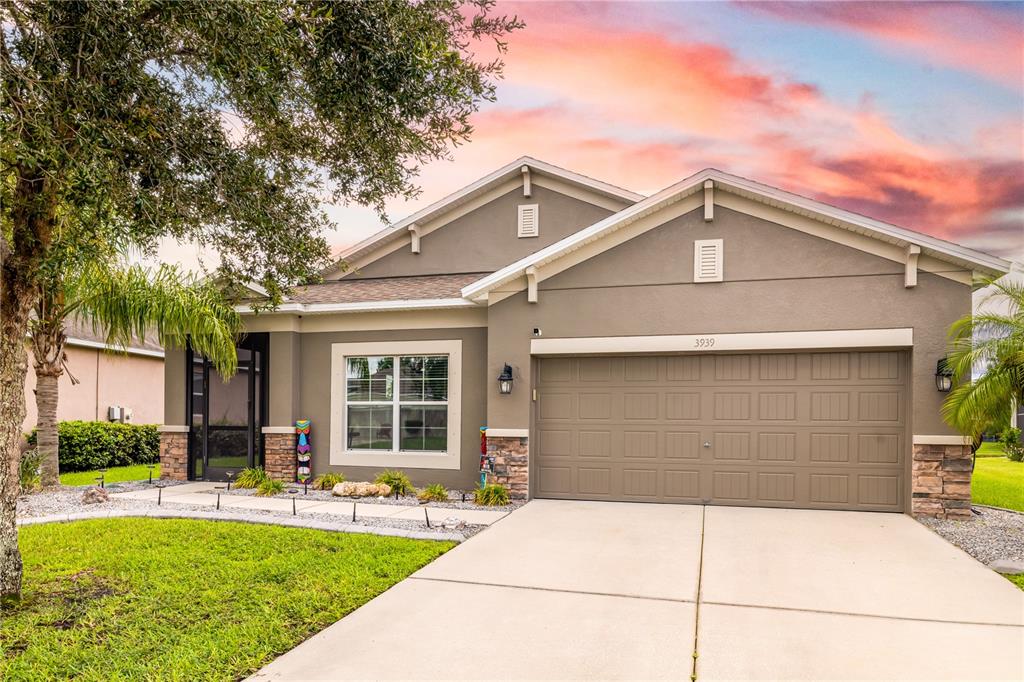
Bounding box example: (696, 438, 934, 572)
(462, 168, 1012, 301)
(327, 156, 644, 273)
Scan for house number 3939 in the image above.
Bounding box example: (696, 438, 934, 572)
(694, 337, 715, 348)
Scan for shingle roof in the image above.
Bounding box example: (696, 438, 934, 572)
(288, 273, 489, 305)
(64, 317, 164, 354)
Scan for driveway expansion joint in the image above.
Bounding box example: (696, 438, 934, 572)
(408, 575, 696, 604)
(701, 600, 1024, 629)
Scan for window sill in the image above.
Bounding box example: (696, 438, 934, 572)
(331, 450, 460, 471)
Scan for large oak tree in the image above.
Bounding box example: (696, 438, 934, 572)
(0, 0, 520, 600)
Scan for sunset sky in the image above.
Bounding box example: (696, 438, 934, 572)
(164, 0, 1024, 267)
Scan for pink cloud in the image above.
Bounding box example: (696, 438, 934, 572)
(745, 1, 1024, 90)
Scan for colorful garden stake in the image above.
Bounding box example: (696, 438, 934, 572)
(295, 419, 312, 484)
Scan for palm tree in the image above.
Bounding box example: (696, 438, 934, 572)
(942, 277, 1024, 451)
(30, 261, 241, 487)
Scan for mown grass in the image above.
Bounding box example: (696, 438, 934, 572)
(972, 456, 1024, 512)
(976, 441, 1006, 458)
(59, 463, 161, 487)
(1002, 573, 1024, 591)
(1, 518, 453, 680)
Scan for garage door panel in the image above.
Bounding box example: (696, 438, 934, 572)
(535, 352, 906, 511)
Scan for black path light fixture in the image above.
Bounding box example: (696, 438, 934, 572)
(497, 364, 515, 395)
(935, 358, 954, 392)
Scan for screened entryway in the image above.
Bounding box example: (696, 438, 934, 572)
(187, 333, 268, 481)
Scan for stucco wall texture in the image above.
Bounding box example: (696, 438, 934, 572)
(23, 345, 164, 431)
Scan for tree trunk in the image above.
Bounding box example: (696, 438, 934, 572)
(0, 316, 30, 603)
(35, 370, 61, 487)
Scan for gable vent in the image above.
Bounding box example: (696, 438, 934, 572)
(693, 239, 723, 282)
(518, 204, 539, 238)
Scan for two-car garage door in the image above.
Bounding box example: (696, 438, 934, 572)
(534, 351, 907, 512)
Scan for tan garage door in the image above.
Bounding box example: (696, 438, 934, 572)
(534, 352, 907, 511)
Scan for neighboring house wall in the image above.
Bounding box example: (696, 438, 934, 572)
(346, 185, 621, 279)
(485, 205, 971, 436)
(23, 344, 165, 432)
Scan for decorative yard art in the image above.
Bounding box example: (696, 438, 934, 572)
(296, 419, 312, 484)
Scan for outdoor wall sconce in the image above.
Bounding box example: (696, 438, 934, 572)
(935, 358, 954, 393)
(497, 364, 514, 395)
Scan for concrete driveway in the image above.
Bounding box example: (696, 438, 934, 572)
(253, 501, 1024, 681)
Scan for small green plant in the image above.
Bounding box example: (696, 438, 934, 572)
(474, 483, 510, 506)
(19, 447, 42, 493)
(1000, 427, 1024, 462)
(235, 467, 270, 489)
(375, 469, 414, 497)
(417, 483, 449, 503)
(255, 478, 285, 497)
(312, 472, 346, 490)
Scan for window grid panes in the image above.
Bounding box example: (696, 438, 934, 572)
(346, 355, 448, 453)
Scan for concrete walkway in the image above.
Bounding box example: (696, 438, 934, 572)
(252, 500, 1024, 681)
(108, 482, 508, 526)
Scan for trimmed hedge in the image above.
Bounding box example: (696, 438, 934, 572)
(27, 421, 160, 472)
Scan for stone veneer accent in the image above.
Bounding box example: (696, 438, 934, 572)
(912, 442, 973, 520)
(486, 436, 529, 499)
(159, 431, 188, 481)
(264, 432, 297, 482)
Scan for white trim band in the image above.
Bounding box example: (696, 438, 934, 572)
(66, 337, 165, 358)
(157, 425, 189, 433)
(237, 297, 478, 316)
(261, 426, 296, 434)
(530, 328, 914, 356)
(485, 428, 529, 438)
(913, 435, 972, 445)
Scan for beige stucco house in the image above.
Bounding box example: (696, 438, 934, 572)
(24, 319, 164, 432)
(159, 157, 1011, 519)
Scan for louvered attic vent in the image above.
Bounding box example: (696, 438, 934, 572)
(518, 204, 539, 238)
(693, 239, 723, 282)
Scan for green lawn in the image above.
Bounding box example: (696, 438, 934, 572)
(976, 441, 1007, 457)
(1, 518, 453, 680)
(1003, 573, 1024, 591)
(972, 456, 1024, 512)
(59, 463, 161, 487)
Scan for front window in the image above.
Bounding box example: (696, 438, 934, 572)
(346, 355, 449, 453)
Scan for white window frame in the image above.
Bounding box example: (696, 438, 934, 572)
(330, 340, 462, 469)
(693, 238, 724, 282)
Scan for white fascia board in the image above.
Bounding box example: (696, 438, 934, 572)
(530, 328, 914, 356)
(327, 157, 644, 272)
(235, 297, 480, 316)
(65, 337, 165, 358)
(463, 168, 1011, 300)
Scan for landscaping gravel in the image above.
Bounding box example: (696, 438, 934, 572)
(919, 506, 1024, 566)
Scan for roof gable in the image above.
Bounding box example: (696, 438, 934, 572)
(462, 168, 1012, 302)
(323, 157, 643, 279)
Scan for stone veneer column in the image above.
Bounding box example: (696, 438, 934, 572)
(486, 435, 529, 499)
(912, 442, 973, 520)
(264, 432, 296, 482)
(159, 431, 188, 481)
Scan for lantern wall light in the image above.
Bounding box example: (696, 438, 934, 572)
(497, 364, 514, 395)
(935, 358, 954, 393)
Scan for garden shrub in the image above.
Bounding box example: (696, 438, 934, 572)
(474, 483, 510, 506)
(374, 469, 414, 497)
(312, 472, 346, 490)
(417, 483, 449, 503)
(26, 421, 159, 472)
(1000, 427, 1024, 462)
(234, 467, 270, 489)
(19, 447, 42, 493)
(255, 478, 285, 497)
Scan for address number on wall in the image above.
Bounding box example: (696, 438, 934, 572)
(694, 337, 716, 348)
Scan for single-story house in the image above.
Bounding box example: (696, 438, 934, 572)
(24, 318, 165, 432)
(159, 157, 1011, 519)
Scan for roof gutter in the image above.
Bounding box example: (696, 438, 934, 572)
(235, 297, 480, 316)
